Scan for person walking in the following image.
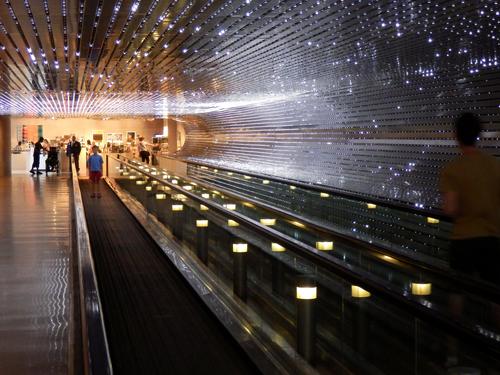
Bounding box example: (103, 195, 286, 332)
(70, 136, 82, 174)
(29, 137, 44, 175)
(87, 145, 103, 198)
(137, 136, 150, 164)
(440, 112, 500, 284)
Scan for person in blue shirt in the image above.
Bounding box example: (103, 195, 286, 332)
(87, 146, 103, 198)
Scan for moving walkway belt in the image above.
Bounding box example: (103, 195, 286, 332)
(80, 180, 259, 374)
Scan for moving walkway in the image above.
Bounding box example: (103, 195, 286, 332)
(90, 155, 500, 374)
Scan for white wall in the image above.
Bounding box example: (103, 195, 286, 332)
(10, 117, 163, 145)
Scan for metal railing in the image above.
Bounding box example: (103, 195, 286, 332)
(71, 160, 113, 375)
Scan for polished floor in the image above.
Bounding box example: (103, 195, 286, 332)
(0, 175, 71, 374)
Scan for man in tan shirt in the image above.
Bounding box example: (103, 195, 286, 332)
(440, 113, 500, 284)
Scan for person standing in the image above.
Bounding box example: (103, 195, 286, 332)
(29, 137, 44, 175)
(87, 145, 103, 198)
(137, 136, 150, 163)
(439, 112, 500, 284)
(70, 136, 82, 175)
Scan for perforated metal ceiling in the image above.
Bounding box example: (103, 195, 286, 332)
(1, 1, 499, 206)
(0, 0, 497, 117)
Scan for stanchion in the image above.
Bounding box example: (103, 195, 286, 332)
(232, 242, 248, 301)
(351, 285, 371, 356)
(272, 259, 284, 295)
(196, 220, 209, 264)
(296, 275, 317, 364)
(271, 242, 286, 295)
(105, 154, 109, 176)
(171, 204, 184, 240)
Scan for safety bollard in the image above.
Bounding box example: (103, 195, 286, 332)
(296, 275, 317, 363)
(171, 204, 184, 240)
(196, 220, 209, 264)
(232, 242, 248, 301)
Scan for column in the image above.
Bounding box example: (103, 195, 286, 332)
(0, 116, 11, 176)
(167, 118, 177, 154)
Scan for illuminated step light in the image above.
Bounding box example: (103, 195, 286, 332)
(243, 175, 251, 180)
(136, 180, 146, 185)
(227, 172, 233, 176)
(196, 220, 208, 228)
(411, 283, 432, 296)
(316, 241, 334, 251)
(320, 192, 329, 198)
(232, 243, 248, 253)
(171, 179, 178, 184)
(228, 220, 239, 227)
(242, 202, 255, 208)
(291, 221, 306, 228)
(367, 203, 377, 209)
(262, 179, 270, 184)
(213, 169, 218, 173)
(156, 193, 167, 200)
(212, 190, 220, 195)
(122, 172, 130, 176)
(151, 171, 157, 175)
(172, 194, 187, 201)
(190, 182, 198, 186)
(290, 185, 296, 190)
(183, 185, 193, 191)
(115, 166, 121, 170)
(172, 204, 183, 212)
(296, 286, 317, 300)
(351, 285, 371, 298)
(260, 218, 276, 226)
(223, 203, 236, 210)
(202, 193, 210, 199)
(151, 181, 158, 185)
(129, 175, 137, 180)
(379, 254, 399, 264)
(163, 175, 169, 180)
(139, 166, 145, 169)
(271, 243, 285, 252)
(200, 204, 209, 211)
(145, 186, 152, 191)
(200, 166, 208, 170)
(427, 217, 439, 224)
(157, 185, 170, 191)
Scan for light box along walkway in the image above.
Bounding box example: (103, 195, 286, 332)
(0, 175, 72, 374)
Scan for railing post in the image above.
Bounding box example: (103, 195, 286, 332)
(171, 204, 184, 240)
(296, 275, 317, 364)
(106, 154, 109, 177)
(232, 242, 248, 301)
(196, 220, 209, 264)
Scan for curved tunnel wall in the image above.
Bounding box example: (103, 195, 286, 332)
(178, 73, 500, 209)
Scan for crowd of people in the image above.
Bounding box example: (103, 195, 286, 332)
(28, 134, 154, 197)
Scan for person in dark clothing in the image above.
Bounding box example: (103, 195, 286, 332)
(29, 137, 44, 175)
(70, 135, 82, 174)
(440, 113, 500, 284)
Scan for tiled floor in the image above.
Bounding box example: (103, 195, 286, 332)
(0, 175, 71, 374)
